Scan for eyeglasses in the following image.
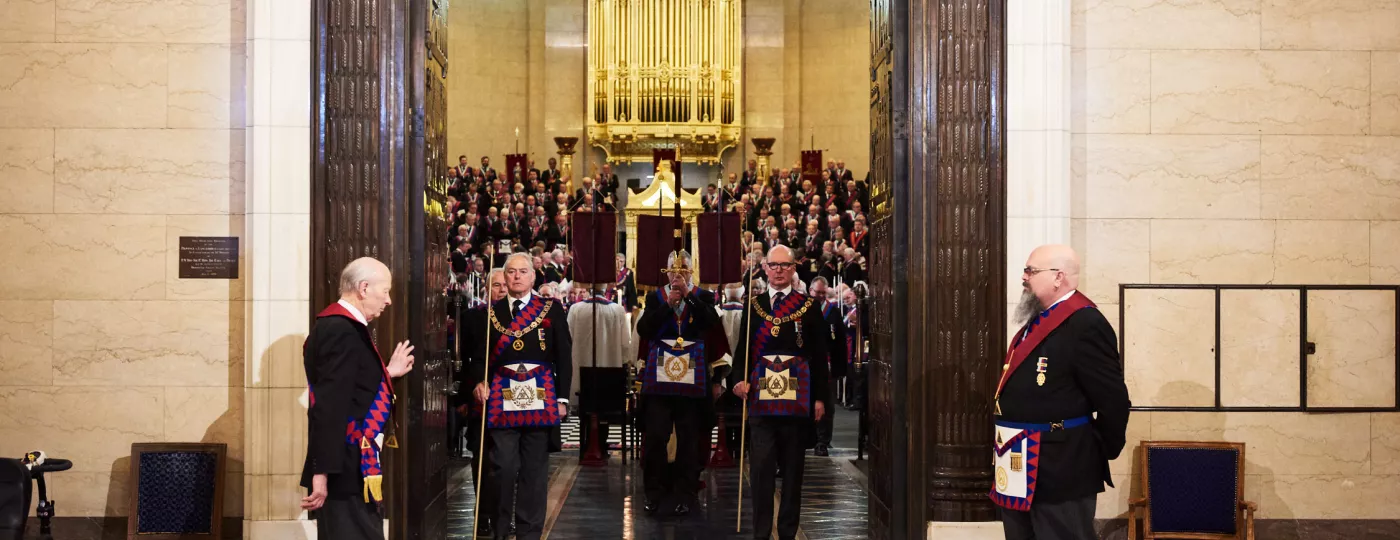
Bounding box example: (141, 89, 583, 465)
(1023, 266, 1060, 275)
(765, 262, 796, 270)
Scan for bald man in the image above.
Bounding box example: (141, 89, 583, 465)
(992, 245, 1130, 540)
(300, 257, 416, 540)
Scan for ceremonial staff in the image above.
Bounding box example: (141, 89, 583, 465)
(469, 251, 498, 537)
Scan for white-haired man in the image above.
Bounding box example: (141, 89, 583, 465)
(729, 245, 831, 540)
(300, 257, 415, 540)
(472, 253, 573, 540)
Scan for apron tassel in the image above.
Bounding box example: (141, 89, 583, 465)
(363, 474, 384, 503)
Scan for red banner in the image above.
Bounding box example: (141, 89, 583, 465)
(801, 150, 823, 189)
(635, 214, 682, 288)
(697, 212, 743, 285)
(568, 212, 617, 285)
(505, 153, 528, 185)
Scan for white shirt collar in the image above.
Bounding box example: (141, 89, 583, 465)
(508, 291, 534, 308)
(1051, 289, 1076, 308)
(768, 285, 794, 300)
(337, 300, 368, 325)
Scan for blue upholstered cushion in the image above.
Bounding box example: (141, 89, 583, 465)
(135, 451, 218, 534)
(1146, 446, 1239, 535)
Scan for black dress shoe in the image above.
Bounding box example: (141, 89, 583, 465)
(644, 500, 660, 514)
(476, 517, 494, 538)
(673, 502, 690, 516)
(814, 444, 829, 457)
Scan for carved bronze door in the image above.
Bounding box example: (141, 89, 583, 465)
(400, 0, 453, 538)
(866, 0, 905, 538)
(313, 0, 451, 537)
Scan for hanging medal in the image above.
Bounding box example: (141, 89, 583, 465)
(1036, 357, 1047, 386)
(539, 328, 547, 351)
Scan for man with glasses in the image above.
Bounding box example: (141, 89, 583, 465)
(729, 246, 831, 540)
(993, 245, 1130, 540)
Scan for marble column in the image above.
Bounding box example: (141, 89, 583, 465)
(244, 0, 317, 537)
(1004, 0, 1072, 341)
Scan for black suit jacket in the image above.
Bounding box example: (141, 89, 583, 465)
(469, 296, 574, 404)
(637, 287, 727, 382)
(998, 307, 1130, 503)
(455, 306, 488, 411)
(301, 314, 387, 498)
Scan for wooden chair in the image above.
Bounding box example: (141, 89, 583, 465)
(1128, 441, 1256, 540)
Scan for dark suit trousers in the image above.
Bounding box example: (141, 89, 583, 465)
(815, 376, 838, 445)
(490, 427, 550, 540)
(315, 499, 384, 540)
(643, 395, 699, 503)
(750, 416, 807, 540)
(998, 494, 1097, 540)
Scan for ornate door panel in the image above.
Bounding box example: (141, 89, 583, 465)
(866, 0, 901, 538)
(401, 0, 452, 538)
(868, 0, 1006, 536)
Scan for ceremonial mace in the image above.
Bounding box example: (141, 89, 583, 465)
(469, 251, 499, 537)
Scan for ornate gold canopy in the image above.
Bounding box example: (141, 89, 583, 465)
(586, 0, 744, 165)
(623, 160, 704, 264)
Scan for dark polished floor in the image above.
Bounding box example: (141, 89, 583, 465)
(445, 410, 869, 539)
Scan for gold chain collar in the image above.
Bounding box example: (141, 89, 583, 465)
(489, 299, 555, 337)
(750, 295, 813, 326)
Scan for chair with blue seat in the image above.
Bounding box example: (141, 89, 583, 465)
(1127, 441, 1256, 540)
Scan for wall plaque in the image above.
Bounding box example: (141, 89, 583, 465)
(178, 236, 239, 279)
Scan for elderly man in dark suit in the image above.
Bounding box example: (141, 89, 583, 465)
(300, 257, 416, 540)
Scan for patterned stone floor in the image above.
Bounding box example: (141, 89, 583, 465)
(444, 412, 871, 539)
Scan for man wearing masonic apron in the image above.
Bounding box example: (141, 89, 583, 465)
(472, 253, 573, 540)
(730, 245, 831, 540)
(635, 249, 727, 516)
(993, 245, 1130, 540)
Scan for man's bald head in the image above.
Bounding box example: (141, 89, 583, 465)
(1022, 244, 1081, 307)
(339, 257, 393, 321)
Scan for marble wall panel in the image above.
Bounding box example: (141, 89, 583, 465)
(1151, 412, 1372, 476)
(1219, 289, 1301, 407)
(1110, 412, 1151, 476)
(1081, 135, 1260, 219)
(166, 215, 246, 301)
(1273, 221, 1370, 285)
(267, 126, 309, 214)
(1123, 288, 1215, 407)
(169, 43, 247, 129)
(1073, 218, 1149, 302)
(0, 301, 54, 387)
(1150, 51, 1370, 135)
(1071, 0, 1260, 50)
(1375, 53, 1400, 136)
(52, 300, 238, 387)
(0, 214, 166, 301)
(0, 128, 55, 214)
(42, 471, 127, 517)
(1071, 49, 1149, 134)
(1149, 220, 1276, 284)
(1253, 474, 1400, 519)
(1372, 221, 1400, 284)
(1262, 136, 1400, 221)
(0, 0, 56, 42)
(0, 44, 167, 128)
(1305, 290, 1397, 408)
(0, 386, 165, 473)
(165, 386, 245, 468)
(54, 128, 244, 215)
(1374, 413, 1400, 475)
(55, 0, 246, 44)
(266, 39, 309, 128)
(1261, 0, 1400, 51)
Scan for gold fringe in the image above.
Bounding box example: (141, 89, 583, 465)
(363, 474, 384, 503)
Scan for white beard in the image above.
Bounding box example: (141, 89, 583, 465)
(1013, 289, 1043, 326)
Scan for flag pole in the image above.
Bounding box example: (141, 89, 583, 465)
(735, 264, 756, 532)
(470, 255, 497, 537)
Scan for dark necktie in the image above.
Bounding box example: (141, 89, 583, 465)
(512, 299, 523, 318)
(773, 292, 785, 307)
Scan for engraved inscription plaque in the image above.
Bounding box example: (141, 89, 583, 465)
(177, 237, 239, 279)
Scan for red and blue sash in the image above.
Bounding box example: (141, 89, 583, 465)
(994, 292, 1096, 399)
(305, 303, 395, 504)
(492, 296, 548, 357)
